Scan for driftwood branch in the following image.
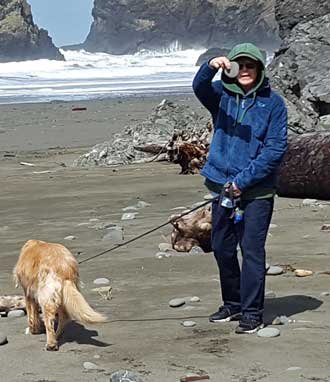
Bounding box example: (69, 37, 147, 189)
(0, 295, 26, 312)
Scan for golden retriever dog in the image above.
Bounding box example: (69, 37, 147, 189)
(14, 240, 106, 351)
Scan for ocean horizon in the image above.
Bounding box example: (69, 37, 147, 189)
(0, 47, 273, 105)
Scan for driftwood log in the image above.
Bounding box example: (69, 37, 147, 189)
(171, 205, 212, 252)
(171, 132, 330, 251)
(278, 132, 330, 200)
(0, 295, 25, 312)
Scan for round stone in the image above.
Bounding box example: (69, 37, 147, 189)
(266, 265, 284, 276)
(64, 235, 76, 240)
(110, 370, 142, 382)
(83, 361, 99, 370)
(182, 320, 196, 327)
(158, 243, 173, 252)
(169, 298, 186, 308)
(0, 333, 8, 345)
(257, 327, 280, 338)
(93, 278, 110, 285)
(7, 309, 25, 318)
(190, 296, 200, 303)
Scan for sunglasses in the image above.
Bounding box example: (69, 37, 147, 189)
(238, 62, 257, 70)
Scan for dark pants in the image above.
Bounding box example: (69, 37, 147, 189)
(211, 197, 274, 321)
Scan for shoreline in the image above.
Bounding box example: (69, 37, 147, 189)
(0, 93, 204, 155)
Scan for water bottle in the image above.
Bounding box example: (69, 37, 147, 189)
(234, 208, 244, 224)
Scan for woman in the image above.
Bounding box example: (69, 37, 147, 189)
(192, 43, 288, 334)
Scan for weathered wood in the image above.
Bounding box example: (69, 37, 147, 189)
(0, 295, 25, 312)
(134, 144, 165, 154)
(278, 132, 330, 200)
(171, 132, 330, 251)
(171, 206, 212, 252)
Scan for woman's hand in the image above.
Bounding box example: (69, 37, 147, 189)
(209, 56, 231, 71)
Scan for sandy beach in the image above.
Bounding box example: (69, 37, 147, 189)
(0, 96, 330, 382)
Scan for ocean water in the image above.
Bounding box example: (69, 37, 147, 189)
(0, 47, 273, 105)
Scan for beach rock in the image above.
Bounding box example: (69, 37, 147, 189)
(257, 327, 281, 338)
(121, 212, 138, 220)
(0, 0, 64, 62)
(83, 361, 100, 370)
(266, 265, 284, 276)
(93, 278, 110, 285)
(156, 251, 172, 259)
(158, 243, 173, 252)
(182, 320, 196, 327)
(0, 333, 8, 345)
(287, 367, 302, 371)
(189, 296, 200, 303)
(169, 298, 186, 308)
(294, 269, 313, 277)
(110, 370, 143, 382)
(102, 226, 124, 242)
(64, 235, 76, 241)
(7, 309, 25, 318)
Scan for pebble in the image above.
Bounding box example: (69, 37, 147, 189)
(156, 251, 172, 259)
(169, 298, 186, 308)
(272, 315, 290, 325)
(320, 291, 330, 297)
(302, 199, 318, 206)
(102, 227, 124, 242)
(266, 265, 284, 275)
(110, 370, 142, 382)
(93, 278, 110, 285)
(189, 296, 201, 303)
(83, 361, 100, 370)
(158, 243, 173, 252)
(121, 212, 137, 220)
(0, 333, 8, 345)
(64, 235, 76, 240)
(7, 309, 25, 318)
(257, 327, 280, 338)
(287, 367, 302, 371)
(265, 290, 276, 299)
(136, 200, 150, 208)
(182, 320, 196, 327)
(189, 246, 204, 255)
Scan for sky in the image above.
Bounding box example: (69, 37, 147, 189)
(27, 0, 94, 47)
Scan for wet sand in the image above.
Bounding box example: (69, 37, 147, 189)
(0, 96, 330, 381)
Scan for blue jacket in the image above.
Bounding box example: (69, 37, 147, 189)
(193, 62, 288, 194)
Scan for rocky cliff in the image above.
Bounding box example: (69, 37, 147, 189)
(269, 0, 330, 133)
(84, 0, 279, 54)
(0, 0, 64, 62)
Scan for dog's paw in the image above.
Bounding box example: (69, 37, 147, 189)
(25, 327, 30, 335)
(45, 343, 59, 351)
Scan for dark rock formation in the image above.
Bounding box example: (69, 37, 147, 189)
(84, 0, 279, 55)
(268, 0, 330, 133)
(0, 0, 64, 62)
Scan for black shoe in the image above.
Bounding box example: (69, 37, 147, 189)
(235, 317, 264, 334)
(209, 306, 242, 323)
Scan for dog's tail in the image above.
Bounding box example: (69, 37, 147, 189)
(63, 280, 106, 324)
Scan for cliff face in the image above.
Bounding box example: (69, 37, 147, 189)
(84, 0, 279, 54)
(268, 0, 330, 133)
(0, 0, 64, 62)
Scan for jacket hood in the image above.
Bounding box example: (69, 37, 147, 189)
(222, 43, 266, 96)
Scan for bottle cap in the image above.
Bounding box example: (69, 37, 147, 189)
(224, 61, 239, 78)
